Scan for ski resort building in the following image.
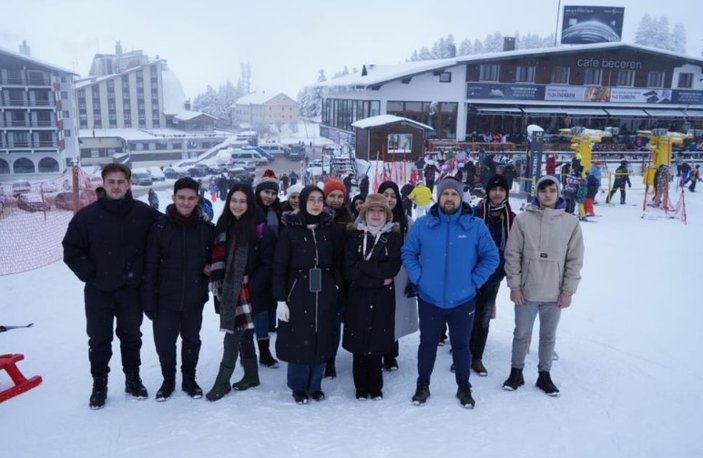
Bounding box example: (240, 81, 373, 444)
(0, 43, 79, 178)
(318, 42, 703, 149)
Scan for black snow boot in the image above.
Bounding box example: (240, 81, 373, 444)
(155, 375, 175, 402)
(324, 358, 337, 379)
(125, 370, 148, 399)
(258, 338, 279, 368)
(411, 383, 431, 405)
(456, 386, 475, 409)
(89, 375, 108, 410)
(232, 358, 260, 391)
(536, 371, 560, 396)
(181, 368, 203, 399)
(502, 368, 525, 391)
(205, 364, 234, 401)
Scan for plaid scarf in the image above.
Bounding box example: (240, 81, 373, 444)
(211, 229, 252, 333)
(476, 198, 513, 252)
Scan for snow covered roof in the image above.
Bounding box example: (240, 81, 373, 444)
(173, 111, 217, 121)
(161, 66, 188, 115)
(319, 42, 703, 89)
(78, 128, 230, 141)
(351, 115, 434, 131)
(234, 92, 279, 105)
(0, 45, 77, 76)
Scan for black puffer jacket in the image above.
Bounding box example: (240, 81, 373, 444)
(141, 206, 214, 314)
(63, 193, 160, 292)
(240, 222, 277, 314)
(273, 209, 342, 365)
(342, 223, 402, 356)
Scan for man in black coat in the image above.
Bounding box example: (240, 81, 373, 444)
(62, 163, 160, 409)
(141, 178, 214, 401)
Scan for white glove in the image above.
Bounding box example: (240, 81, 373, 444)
(276, 301, 290, 322)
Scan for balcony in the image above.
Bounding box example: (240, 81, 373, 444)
(28, 99, 53, 108)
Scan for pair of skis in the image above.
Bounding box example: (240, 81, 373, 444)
(0, 323, 33, 333)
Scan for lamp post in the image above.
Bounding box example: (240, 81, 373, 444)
(554, 0, 563, 46)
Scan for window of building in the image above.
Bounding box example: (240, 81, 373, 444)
(515, 65, 535, 83)
(78, 90, 86, 100)
(64, 129, 71, 137)
(124, 121, 132, 128)
(93, 103, 100, 110)
(79, 114, 87, 121)
(479, 64, 500, 81)
(616, 70, 635, 87)
(678, 72, 693, 89)
(550, 67, 570, 84)
(647, 71, 665, 88)
(584, 68, 603, 85)
(439, 72, 452, 83)
(62, 110, 70, 118)
(80, 120, 88, 128)
(123, 112, 131, 120)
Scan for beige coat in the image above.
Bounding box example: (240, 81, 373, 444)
(504, 203, 584, 303)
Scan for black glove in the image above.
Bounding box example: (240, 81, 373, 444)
(404, 282, 418, 298)
(144, 309, 158, 321)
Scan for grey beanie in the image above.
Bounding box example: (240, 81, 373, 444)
(436, 176, 464, 198)
(536, 175, 561, 199)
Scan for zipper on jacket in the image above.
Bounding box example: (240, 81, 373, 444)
(180, 225, 187, 312)
(287, 278, 298, 302)
(443, 214, 450, 306)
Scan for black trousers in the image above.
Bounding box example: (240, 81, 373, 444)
(352, 354, 383, 396)
(84, 284, 143, 377)
(469, 280, 501, 361)
(153, 305, 204, 376)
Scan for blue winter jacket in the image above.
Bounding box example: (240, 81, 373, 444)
(402, 202, 499, 309)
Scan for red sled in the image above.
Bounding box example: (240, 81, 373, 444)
(0, 354, 42, 403)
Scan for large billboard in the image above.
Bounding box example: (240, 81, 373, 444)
(561, 6, 625, 44)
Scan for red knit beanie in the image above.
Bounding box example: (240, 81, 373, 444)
(323, 177, 346, 197)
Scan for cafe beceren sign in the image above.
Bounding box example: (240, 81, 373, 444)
(576, 58, 642, 70)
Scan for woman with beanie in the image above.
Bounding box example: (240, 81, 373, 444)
(350, 194, 365, 219)
(343, 194, 402, 400)
(273, 185, 343, 404)
(253, 169, 282, 368)
(322, 176, 353, 378)
(206, 183, 276, 401)
(470, 174, 515, 376)
(377, 180, 418, 372)
(281, 182, 304, 213)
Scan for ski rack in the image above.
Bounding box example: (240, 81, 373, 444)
(0, 354, 42, 403)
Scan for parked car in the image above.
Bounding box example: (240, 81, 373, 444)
(163, 167, 181, 179)
(146, 167, 166, 181)
(286, 144, 306, 160)
(230, 149, 269, 165)
(230, 159, 257, 172)
(258, 144, 290, 156)
(187, 167, 208, 178)
(54, 190, 97, 211)
(242, 146, 275, 162)
(11, 180, 31, 197)
(17, 193, 47, 212)
(131, 172, 153, 186)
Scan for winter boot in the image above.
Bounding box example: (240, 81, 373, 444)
(536, 371, 560, 396)
(324, 358, 337, 379)
(181, 368, 203, 399)
(89, 375, 108, 410)
(232, 358, 260, 391)
(456, 386, 475, 409)
(411, 383, 431, 405)
(205, 364, 234, 401)
(258, 338, 279, 368)
(471, 359, 488, 377)
(124, 369, 148, 399)
(292, 390, 309, 405)
(310, 390, 326, 401)
(155, 375, 175, 402)
(502, 368, 525, 391)
(383, 355, 399, 372)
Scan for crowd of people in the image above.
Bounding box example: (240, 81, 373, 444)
(62, 161, 585, 411)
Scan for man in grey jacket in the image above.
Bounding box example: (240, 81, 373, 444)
(502, 175, 584, 396)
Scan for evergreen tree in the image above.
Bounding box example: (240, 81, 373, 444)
(671, 24, 687, 54)
(458, 38, 473, 56)
(634, 14, 655, 47)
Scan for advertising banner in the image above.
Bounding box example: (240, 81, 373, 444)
(561, 6, 625, 44)
(466, 83, 545, 101)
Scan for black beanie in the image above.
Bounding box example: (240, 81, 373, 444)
(486, 174, 510, 197)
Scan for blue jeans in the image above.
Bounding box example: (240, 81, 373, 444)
(253, 311, 269, 340)
(287, 362, 325, 392)
(417, 298, 475, 389)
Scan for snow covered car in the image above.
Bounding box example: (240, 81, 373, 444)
(17, 193, 47, 212)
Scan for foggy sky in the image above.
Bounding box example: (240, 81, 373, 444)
(1, 0, 701, 99)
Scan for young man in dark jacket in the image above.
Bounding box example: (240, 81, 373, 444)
(607, 160, 632, 204)
(469, 175, 515, 377)
(141, 178, 214, 401)
(62, 163, 160, 409)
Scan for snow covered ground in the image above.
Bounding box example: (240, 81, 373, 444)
(1, 180, 702, 458)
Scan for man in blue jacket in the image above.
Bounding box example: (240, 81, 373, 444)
(402, 176, 499, 408)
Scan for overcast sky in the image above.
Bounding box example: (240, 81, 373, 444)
(1, 0, 701, 100)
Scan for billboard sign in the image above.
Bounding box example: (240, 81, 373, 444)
(561, 6, 625, 44)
